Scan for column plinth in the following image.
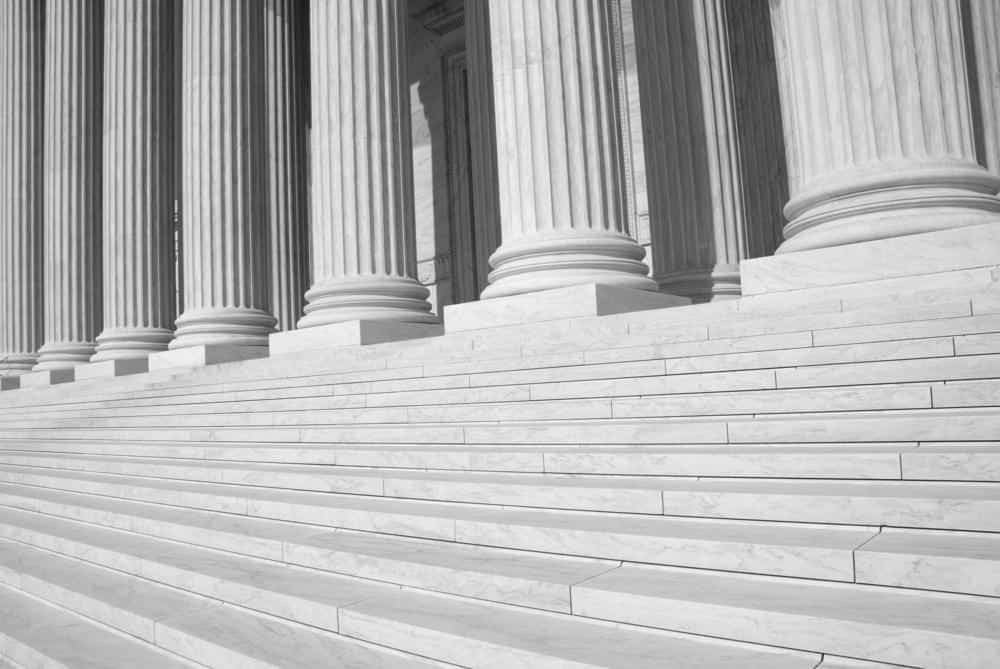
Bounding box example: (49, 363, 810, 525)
(301, 0, 435, 329)
(36, 0, 104, 371)
(93, 0, 176, 362)
(0, 0, 43, 375)
(172, 0, 275, 350)
(770, 0, 1000, 254)
(478, 0, 656, 300)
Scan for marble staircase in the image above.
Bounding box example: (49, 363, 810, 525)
(0, 283, 998, 668)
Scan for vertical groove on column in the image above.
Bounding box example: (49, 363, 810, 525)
(0, 0, 44, 374)
(968, 0, 1000, 175)
(465, 0, 503, 299)
(635, 0, 745, 301)
(173, 0, 275, 349)
(265, 0, 310, 331)
(94, 0, 176, 361)
(301, 0, 434, 327)
(481, 0, 656, 299)
(37, 0, 103, 370)
(770, 0, 1000, 253)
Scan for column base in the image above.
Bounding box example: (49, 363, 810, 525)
(33, 341, 96, 371)
(656, 265, 743, 303)
(480, 231, 659, 299)
(444, 283, 690, 333)
(91, 327, 173, 361)
(742, 221, 1000, 295)
(149, 344, 268, 371)
(270, 320, 443, 356)
(169, 308, 275, 350)
(18, 368, 75, 388)
(298, 275, 437, 329)
(0, 353, 38, 375)
(74, 358, 149, 381)
(0, 377, 21, 391)
(778, 162, 1000, 253)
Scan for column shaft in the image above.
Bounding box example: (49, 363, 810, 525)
(0, 0, 44, 375)
(634, 0, 744, 301)
(265, 0, 310, 331)
(173, 0, 274, 349)
(479, 0, 656, 299)
(770, 0, 1000, 253)
(94, 0, 176, 361)
(37, 0, 103, 370)
(968, 0, 1000, 176)
(301, 0, 434, 327)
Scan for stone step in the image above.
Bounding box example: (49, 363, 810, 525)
(4, 455, 1000, 526)
(855, 527, 1000, 597)
(0, 582, 196, 669)
(0, 503, 615, 614)
(0, 383, 957, 429)
(0, 479, 877, 581)
(1, 295, 991, 413)
(0, 522, 817, 668)
(27, 333, 960, 413)
(3, 407, 1000, 446)
(572, 563, 1000, 669)
(3, 440, 999, 481)
(0, 538, 449, 668)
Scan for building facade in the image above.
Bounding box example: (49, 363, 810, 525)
(1, 0, 999, 377)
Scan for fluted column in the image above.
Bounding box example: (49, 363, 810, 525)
(301, 0, 435, 327)
(968, 0, 1000, 177)
(769, 0, 1000, 254)
(93, 0, 176, 361)
(172, 0, 275, 349)
(634, 0, 744, 301)
(265, 0, 309, 331)
(478, 0, 656, 299)
(37, 0, 103, 370)
(0, 0, 44, 375)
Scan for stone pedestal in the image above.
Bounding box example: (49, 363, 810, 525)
(264, 0, 309, 332)
(36, 0, 104, 370)
(148, 345, 267, 372)
(476, 0, 657, 299)
(300, 0, 435, 328)
(0, 0, 44, 376)
(270, 321, 442, 356)
(19, 368, 75, 388)
(769, 0, 1000, 254)
(172, 0, 275, 351)
(445, 284, 688, 333)
(74, 358, 149, 381)
(93, 0, 176, 362)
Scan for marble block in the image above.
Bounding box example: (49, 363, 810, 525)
(73, 358, 148, 380)
(18, 368, 75, 388)
(270, 320, 443, 356)
(148, 345, 267, 371)
(443, 283, 689, 332)
(0, 376, 20, 391)
(741, 222, 1000, 295)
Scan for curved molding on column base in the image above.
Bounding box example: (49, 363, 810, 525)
(168, 308, 276, 350)
(656, 265, 742, 303)
(91, 327, 174, 362)
(33, 341, 96, 370)
(0, 353, 39, 376)
(778, 162, 1000, 254)
(480, 231, 658, 300)
(298, 275, 437, 329)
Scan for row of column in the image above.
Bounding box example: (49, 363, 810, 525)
(2, 0, 1000, 375)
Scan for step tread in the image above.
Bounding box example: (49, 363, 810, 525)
(0, 518, 817, 669)
(0, 583, 194, 669)
(0, 539, 443, 668)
